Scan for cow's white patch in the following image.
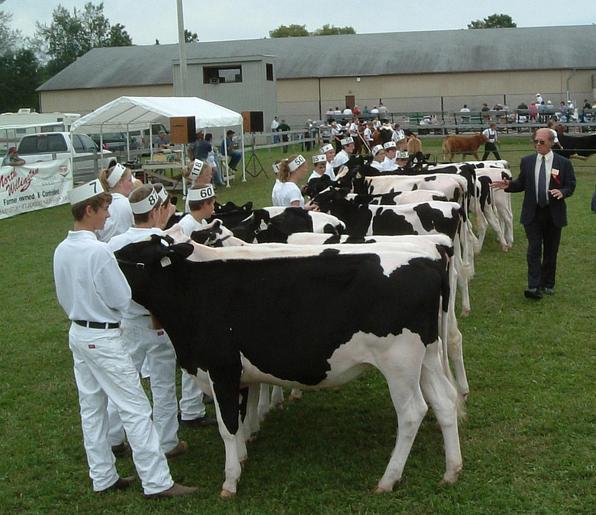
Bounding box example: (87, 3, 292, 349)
(238, 329, 425, 389)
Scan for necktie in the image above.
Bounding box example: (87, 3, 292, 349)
(537, 156, 548, 207)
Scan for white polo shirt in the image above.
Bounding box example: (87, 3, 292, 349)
(177, 214, 208, 237)
(54, 230, 131, 323)
(272, 181, 304, 207)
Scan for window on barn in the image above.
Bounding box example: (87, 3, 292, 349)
(203, 65, 243, 84)
(266, 63, 274, 81)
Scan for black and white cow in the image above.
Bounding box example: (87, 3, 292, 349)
(115, 236, 463, 497)
(346, 189, 449, 205)
(285, 232, 469, 399)
(314, 188, 473, 315)
(230, 207, 345, 243)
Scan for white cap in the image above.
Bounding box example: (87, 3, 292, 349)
(106, 163, 126, 188)
(396, 151, 409, 159)
(320, 143, 334, 154)
(68, 179, 105, 205)
(312, 154, 327, 164)
(383, 141, 397, 150)
(187, 184, 215, 202)
(288, 155, 306, 172)
(130, 188, 160, 214)
(372, 144, 384, 157)
(190, 159, 204, 178)
(340, 136, 354, 146)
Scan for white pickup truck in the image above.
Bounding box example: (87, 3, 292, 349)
(17, 132, 113, 183)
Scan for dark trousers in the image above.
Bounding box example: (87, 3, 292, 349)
(482, 142, 501, 160)
(523, 206, 562, 289)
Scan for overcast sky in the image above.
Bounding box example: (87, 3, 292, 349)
(3, 0, 595, 45)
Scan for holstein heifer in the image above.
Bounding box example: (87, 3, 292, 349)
(315, 188, 473, 315)
(475, 168, 514, 249)
(442, 134, 487, 162)
(186, 223, 470, 401)
(230, 207, 345, 243)
(286, 232, 469, 399)
(115, 236, 463, 496)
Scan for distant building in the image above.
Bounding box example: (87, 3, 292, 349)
(37, 25, 596, 127)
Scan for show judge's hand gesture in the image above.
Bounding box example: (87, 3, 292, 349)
(549, 188, 564, 200)
(491, 179, 510, 190)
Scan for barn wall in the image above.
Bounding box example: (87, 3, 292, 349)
(277, 69, 595, 126)
(39, 69, 595, 129)
(39, 85, 174, 115)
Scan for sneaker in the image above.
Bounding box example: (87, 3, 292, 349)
(165, 440, 189, 459)
(179, 415, 218, 428)
(145, 482, 198, 499)
(524, 288, 543, 300)
(111, 442, 131, 458)
(97, 475, 135, 493)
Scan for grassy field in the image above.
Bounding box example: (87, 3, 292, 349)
(0, 136, 594, 514)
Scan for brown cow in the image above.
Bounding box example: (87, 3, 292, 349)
(442, 134, 488, 162)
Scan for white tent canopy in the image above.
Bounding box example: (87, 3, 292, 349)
(70, 96, 245, 186)
(70, 96, 243, 133)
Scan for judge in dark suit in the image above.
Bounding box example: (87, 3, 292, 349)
(493, 128, 576, 299)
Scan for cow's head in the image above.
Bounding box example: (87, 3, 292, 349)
(115, 235, 194, 307)
(190, 219, 235, 247)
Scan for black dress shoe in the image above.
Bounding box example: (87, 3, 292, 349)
(524, 288, 543, 300)
(111, 442, 131, 457)
(97, 475, 135, 493)
(179, 415, 218, 428)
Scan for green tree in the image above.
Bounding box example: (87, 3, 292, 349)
(0, 10, 20, 53)
(312, 24, 355, 36)
(35, 2, 133, 76)
(108, 23, 132, 46)
(184, 29, 199, 42)
(0, 49, 43, 112)
(467, 14, 517, 29)
(269, 24, 309, 38)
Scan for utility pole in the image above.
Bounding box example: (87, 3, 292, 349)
(176, 0, 188, 96)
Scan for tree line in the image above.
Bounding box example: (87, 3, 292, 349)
(0, 2, 516, 114)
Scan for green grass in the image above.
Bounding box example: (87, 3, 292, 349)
(0, 137, 594, 513)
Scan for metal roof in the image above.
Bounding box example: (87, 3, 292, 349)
(38, 25, 596, 92)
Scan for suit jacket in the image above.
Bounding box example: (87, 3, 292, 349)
(506, 152, 576, 227)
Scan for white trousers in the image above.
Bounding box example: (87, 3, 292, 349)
(107, 317, 179, 453)
(68, 324, 173, 494)
(179, 369, 206, 420)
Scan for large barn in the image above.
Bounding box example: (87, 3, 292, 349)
(37, 25, 596, 127)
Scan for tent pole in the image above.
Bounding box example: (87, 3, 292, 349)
(126, 123, 130, 162)
(240, 125, 246, 182)
(224, 128, 229, 188)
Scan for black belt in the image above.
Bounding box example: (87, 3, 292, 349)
(74, 320, 120, 329)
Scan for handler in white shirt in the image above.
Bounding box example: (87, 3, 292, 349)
(53, 180, 196, 499)
(382, 141, 398, 171)
(332, 137, 355, 168)
(106, 185, 186, 458)
(370, 145, 386, 171)
(272, 155, 317, 209)
(96, 163, 134, 242)
(320, 143, 336, 178)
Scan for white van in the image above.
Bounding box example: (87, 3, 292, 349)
(17, 132, 113, 183)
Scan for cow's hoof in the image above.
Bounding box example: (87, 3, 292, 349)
(374, 484, 394, 494)
(220, 489, 236, 498)
(440, 467, 462, 485)
(247, 434, 258, 443)
(460, 308, 470, 317)
(240, 457, 248, 467)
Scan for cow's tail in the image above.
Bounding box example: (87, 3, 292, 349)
(438, 249, 465, 419)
